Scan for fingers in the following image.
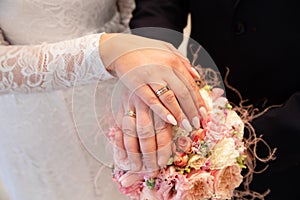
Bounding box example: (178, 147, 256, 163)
(122, 104, 143, 172)
(104, 34, 206, 132)
(133, 83, 178, 126)
(113, 47, 203, 131)
(174, 64, 206, 110)
(162, 45, 208, 125)
(164, 42, 206, 110)
(165, 75, 201, 130)
(153, 113, 173, 168)
(113, 127, 131, 170)
(120, 91, 160, 175)
(120, 64, 199, 133)
(113, 126, 126, 160)
(111, 102, 129, 169)
(123, 64, 202, 133)
(135, 96, 159, 175)
(128, 95, 173, 173)
(151, 83, 193, 132)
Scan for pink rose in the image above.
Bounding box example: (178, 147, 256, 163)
(188, 171, 214, 199)
(175, 135, 192, 153)
(155, 167, 191, 200)
(177, 192, 195, 200)
(213, 164, 243, 199)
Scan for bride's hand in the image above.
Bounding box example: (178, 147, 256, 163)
(112, 87, 173, 175)
(99, 33, 205, 131)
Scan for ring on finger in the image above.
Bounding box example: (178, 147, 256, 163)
(155, 85, 170, 97)
(124, 110, 136, 118)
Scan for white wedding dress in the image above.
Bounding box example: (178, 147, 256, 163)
(0, 0, 134, 199)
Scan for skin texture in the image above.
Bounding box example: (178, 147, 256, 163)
(99, 33, 206, 174)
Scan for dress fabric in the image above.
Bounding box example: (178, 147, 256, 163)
(0, 0, 134, 199)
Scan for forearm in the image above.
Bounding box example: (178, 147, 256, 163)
(0, 33, 113, 94)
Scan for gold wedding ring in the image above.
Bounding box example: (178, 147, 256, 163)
(155, 85, 170, 97)
(125, 110, 136, 118)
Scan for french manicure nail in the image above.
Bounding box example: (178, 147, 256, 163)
(182, 119, 193, 132)
(191, 67, 201, 79)
(167, 114, 177, 126)
(192, 116, 200, 129)
(199, 106, 208, 120)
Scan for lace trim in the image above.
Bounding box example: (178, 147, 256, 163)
(0, 33, 113, 94)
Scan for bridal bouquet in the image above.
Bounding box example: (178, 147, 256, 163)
(111, 85, 247, 200)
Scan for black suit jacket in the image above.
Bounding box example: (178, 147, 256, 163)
(130, 0, 300, 199)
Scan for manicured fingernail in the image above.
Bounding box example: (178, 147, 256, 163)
(182, 119, 193, 132)
(167, 114, 177, 126)
(191, 67, 201, 79)
(192, 116, 200, 129)
(199, 106, 207, 120)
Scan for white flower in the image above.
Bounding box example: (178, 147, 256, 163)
(188, 154, 207, 170)
(209, 138, 239, 169)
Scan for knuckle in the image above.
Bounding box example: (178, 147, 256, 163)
(140, 67, 152, 78)
(168, 54, 179, 66)
(172, 65, 185, 74)
(143, 153, 157, 166)
(158, 144, 172, 155)
(141, 142, 156, 153)
(131, 162, 142, 171)
(157, 137, 172, 149)
(157, 149, 172, 167)
(147, 95, 160, 106)
(128, 154, 142, 169)
(137, 113, 152, 127)
(137, 125, 154, 139)
(114, 135, 123, 145)
(156, 141, 166, 149)
(125, 145, 135, 153)
(122, 127, 136, 137)
(177, 89, 190, 100)
(125, 143, 139, 153)
(154, 120, 168, 133)
(162, 91, 176, 104)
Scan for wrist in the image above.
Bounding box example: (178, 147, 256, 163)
(98, 33, 121, 76)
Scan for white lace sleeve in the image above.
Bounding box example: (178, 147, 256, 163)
(0, 33, 114, 94)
